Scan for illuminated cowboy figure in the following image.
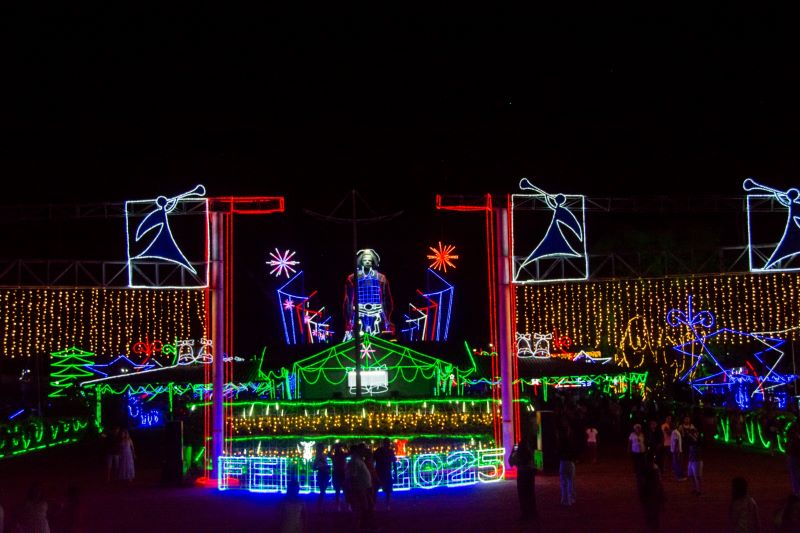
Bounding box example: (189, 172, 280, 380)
(343, 249, 395, 340)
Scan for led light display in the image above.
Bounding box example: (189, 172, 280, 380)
(517, 272, 800, 370)
(669, 296, 797, 404)
(267, 248, 300, 278)
(276, 271, 333, 345)
(49, 347, 95, 398)
(0, 416, 88, 459)
(85, 355, 157, 379)
(291, 335, 478, 398)
(343, 249, 394, 340)
(218, 447, 505, 493)
(744, 178, 800, 272)
(125, 185, 209, 288)
(427, 242, 459, 272)
(401, 269, 454, 342)
(0, 288, 206, 359)
(512, 179, 588, 283)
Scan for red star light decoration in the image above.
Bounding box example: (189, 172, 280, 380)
(427, 242, 459, 272)
(268, 248, 299, 278)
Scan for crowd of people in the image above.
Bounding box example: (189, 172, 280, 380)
(504, 393, 800, 532)
(281, 438, 397, 532)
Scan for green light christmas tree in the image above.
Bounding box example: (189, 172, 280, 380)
(49, 347, 95, 398)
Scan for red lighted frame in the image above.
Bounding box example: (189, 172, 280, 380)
(204, 196, 286, 470)
(435, 193, 507, 446)
(505, 194, 521, 441)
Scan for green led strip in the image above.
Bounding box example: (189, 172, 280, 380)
(220, 433, 492, 442)
(189, 398, 506, 409)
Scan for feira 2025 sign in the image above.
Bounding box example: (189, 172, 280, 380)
(218, 448, 505, 493)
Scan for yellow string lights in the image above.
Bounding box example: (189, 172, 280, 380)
(230, 412, 494, 436)
(0, 288, 207, 358)
(518, 272, 800, 368)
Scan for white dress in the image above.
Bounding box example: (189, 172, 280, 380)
(118, 437, 136, 481)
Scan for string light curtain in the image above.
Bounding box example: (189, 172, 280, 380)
(517, 272, 800, 368)
(0, 288, 207, 358)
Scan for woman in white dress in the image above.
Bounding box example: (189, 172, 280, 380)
(117, 430, 136, 482)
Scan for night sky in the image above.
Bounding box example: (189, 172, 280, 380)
(2, 7, 799, 357)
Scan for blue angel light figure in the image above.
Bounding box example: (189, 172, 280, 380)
(744, 178, 800, 270)
(518, 179, 584, 271)
(132, 185, 206, 273)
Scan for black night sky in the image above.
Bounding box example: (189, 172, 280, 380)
(2, 6, 799, 358)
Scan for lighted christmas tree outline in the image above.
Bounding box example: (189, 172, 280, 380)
(49, 347, 96, 398)
(668, 296, 795, 398)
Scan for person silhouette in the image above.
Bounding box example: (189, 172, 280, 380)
(343, 249, 394, 340)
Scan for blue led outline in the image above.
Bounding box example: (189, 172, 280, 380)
(125, 196, 209, 289)
(423, 268, 454, 341)
(218, 448, 505, 493)
(669, 296, 797, 399)
(84, 355, 157, 378)
(276, 271, 331, 345)
(511, 192, 589, 284)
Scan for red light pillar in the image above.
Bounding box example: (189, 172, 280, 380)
(210, 210, 225, 480)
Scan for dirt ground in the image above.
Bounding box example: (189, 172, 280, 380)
(0, 437, 795, 532)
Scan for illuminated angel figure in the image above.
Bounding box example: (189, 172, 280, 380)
(744, 178, 800, 269)
(133, 185, 206, 273)
(518, 179, 583, 270)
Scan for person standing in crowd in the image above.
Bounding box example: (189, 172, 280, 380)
(660, 415, 673, 477)
(54, 485, 86, 533)
(103, 427, 121, 483)
(373, 438, 397, 510)
(509, 439, 537, 521)
(278, 478, 306, 533)
(730, 477, 760, 532)
(344, 444, 373, 530)
(15, 482, 50, 533)
(671, 423, 685, 481)
(629, 423, 647, 478)
(331, 445, 348, 511)
(645, 420, 663, 473)
(686, 428, 703, 495)
(786, 421, 800, 497)
(638, 462, 665, 532)
(774, 494, 800, 531)
(117, 430, 135, 483)
(585, 424, 598, 464)
(312, 443, 331, 512)
(557, 419, 577, 506)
